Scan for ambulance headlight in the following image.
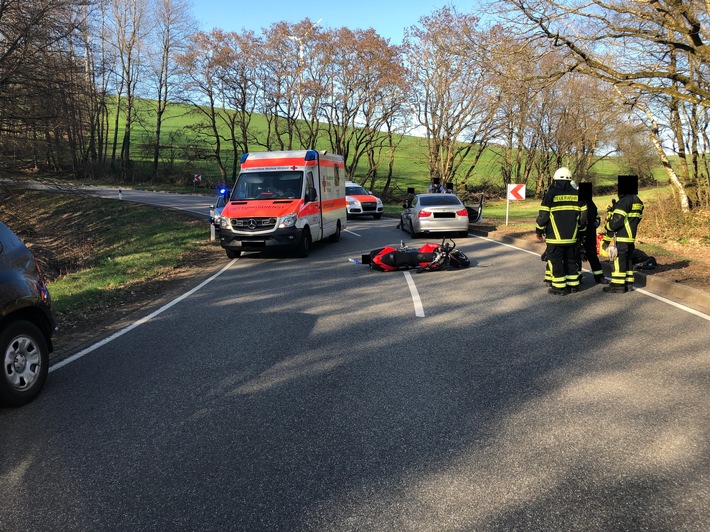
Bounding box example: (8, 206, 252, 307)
(279, 213, 298, 228)
(376, 198, 383, 208)
(219, 217, 230, 228)
(348, 198, 360, 207)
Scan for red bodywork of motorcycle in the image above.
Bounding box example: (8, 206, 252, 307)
(368, 243, 440, 272)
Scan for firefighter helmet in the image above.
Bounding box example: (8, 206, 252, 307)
(553, 167, 573, 180)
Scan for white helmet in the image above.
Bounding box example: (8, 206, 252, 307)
(553, 167, 573, 180)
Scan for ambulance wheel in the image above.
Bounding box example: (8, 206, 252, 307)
(329, 221, 341, 242)
(226, 249, 241, 258)
(296, 228, 312, 257)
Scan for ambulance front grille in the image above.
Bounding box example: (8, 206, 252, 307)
(229, 217, 278, 231)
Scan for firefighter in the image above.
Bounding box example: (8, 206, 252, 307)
(535, 167, 587, 295)
(601, 175, 644, 293)
(577, 182, 607, 284)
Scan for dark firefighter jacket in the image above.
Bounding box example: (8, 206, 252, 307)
(605, 194, 644, 244)
(578, 199, 600, 244)
(536, 181, 587, 245)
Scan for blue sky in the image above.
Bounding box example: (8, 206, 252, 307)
(191, 0, 467, 45)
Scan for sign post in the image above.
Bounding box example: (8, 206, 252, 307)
(505, 184, 526, 225)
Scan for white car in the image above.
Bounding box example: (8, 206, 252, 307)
(345, 181, 383, 219)
(400, 193, 470, 238)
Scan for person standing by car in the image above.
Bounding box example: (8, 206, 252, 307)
(428, 178, 444, 193)
(535, 167, 587, 295)
(602, 175, 644, 293)
(577, 182, 607, 284)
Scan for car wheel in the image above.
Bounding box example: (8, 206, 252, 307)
(329, 221, 341, 242)
(296, 228, 312, 257)
(373, 213, 382, 220)
(226, 249, 241, 258)
(0, 320, 49, 407)
(400, 216, 407, 231)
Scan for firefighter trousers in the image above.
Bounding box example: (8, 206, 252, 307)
(583, 235, 603, 278)
(610, 242, 635, 287)
(545, 244, 580, 290)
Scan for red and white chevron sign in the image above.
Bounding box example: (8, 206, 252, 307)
(507, 183, 526, 200)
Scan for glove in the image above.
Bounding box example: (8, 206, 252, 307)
(607, 244, 618, 261)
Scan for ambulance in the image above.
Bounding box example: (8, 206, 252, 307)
(217, 150, 347, 258)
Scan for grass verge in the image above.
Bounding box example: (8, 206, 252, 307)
(1, 187, 220, 335)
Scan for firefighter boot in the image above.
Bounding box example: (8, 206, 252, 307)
(603, 284, 627, 293)
(548, 287, 567, 296)
(594, 274, 609, 284)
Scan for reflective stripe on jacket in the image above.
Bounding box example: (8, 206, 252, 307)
(535, 181, 586, 245)
(605, 194, 644, 243)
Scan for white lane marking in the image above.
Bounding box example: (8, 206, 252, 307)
(473, 234, 540, 256)
(634, 288, 710, 321)
(403, 271, 425, 317)
(344, 229, 361, 237)
(472, 234, 710, 319)
(50, 259, 238, 372)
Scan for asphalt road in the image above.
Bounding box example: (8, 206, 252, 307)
(1, 192, 709, 531)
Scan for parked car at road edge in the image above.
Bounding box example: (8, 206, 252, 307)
(345, 181, 383, 220)
(0, 222, 56, 407)
(400, 193, 470, 238)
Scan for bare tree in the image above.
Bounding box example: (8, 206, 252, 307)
(148, 0, 195, 180)
(257, 21, 318, 151)
(321, 28, 408, 180)
(498, 0, 710, 210)
(175, 29, 231, 179)
(404, 6, 500, 188)
(0, 0, 89, 171)
(213, 30, 262, 179)
(107, 0, 148, 181)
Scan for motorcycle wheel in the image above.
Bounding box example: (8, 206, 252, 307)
(448, 250, 471, 268)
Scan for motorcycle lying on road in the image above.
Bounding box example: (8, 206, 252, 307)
(362, 237, 470, 273)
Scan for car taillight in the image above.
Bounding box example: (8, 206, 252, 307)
(456, 208, 468, 216)
(417, 210, 432, 218)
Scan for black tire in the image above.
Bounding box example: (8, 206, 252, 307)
(400, 216, 407, 232)
(329, 221, 341, 242)
(459, 230, 469, 238)
(0, 320, 49, 407)
(449, 250, 471, 268)
(373, 213, 382, 220)
(226, 249, 241, 258)
(296, 228, 312, 257)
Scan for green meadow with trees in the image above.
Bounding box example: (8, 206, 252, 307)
(1, 0, 708, 214)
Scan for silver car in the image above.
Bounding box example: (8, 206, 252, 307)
(400, 193, 470, 238)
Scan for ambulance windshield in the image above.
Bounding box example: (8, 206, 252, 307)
(231, 171, 303, 200)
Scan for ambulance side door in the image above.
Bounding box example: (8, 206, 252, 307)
(304, 170, 323, 240)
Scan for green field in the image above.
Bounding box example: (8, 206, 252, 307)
(115, 98, 667, 197)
